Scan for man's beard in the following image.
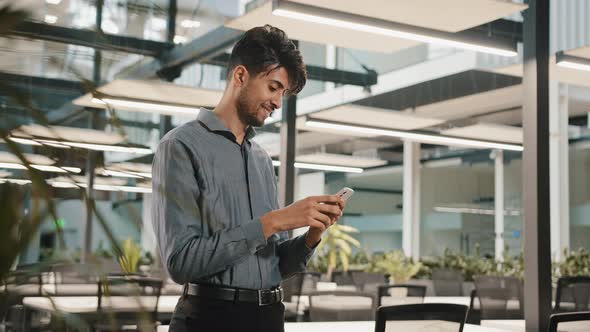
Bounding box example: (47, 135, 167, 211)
(236, 85, 264, 127)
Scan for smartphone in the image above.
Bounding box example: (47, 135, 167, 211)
(335, 187, 354, 202)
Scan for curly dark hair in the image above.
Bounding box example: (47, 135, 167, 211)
(227, 24, 307, 95)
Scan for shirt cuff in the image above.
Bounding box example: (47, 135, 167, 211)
(303, 232, 321, 250)
(298, 232, 317, 260)
(241, 218, 268, 254)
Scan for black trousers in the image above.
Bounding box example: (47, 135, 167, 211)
(169, 294, 285, 332)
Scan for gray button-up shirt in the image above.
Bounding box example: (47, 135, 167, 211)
(152, 109, 314, 290)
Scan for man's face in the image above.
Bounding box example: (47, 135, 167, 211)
(236, 66, 290, 127)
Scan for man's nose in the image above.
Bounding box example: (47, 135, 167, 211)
(271, 97, 282, 110)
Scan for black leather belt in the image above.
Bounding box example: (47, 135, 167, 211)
(186, 283, 283, 306)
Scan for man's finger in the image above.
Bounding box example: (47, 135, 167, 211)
(312, 211, 332, 226)
(316, 203, 342, 216)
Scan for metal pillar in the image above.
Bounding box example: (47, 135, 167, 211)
(493, 150, 505, 261)
(279, 94, 297, 209)
(159, 0, 177, 137)
(522, 1, 552, 331)
(402, 141, 420, 261)
(82, 0, 104, 264)
(549, 81, 570, 261)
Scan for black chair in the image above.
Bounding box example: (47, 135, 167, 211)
(49, 263, 98, 296)
(432, 268, 464, 296)
(351, 272, 387, 293)
(474, 275, 523, 320)
(375, 303, 469, 332)
(554, 276, 590, 312)
(332, 270, 355, 286)
(377, 285, 426, 307)
(94, 275, 163, 331)
(548, 311, 590, 332)
(280, 272, 321, 321)
(308, 290, 375, 321)
(466, 289, 481, 324)
(3, 269, 44, 332)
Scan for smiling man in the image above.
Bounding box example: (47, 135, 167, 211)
(151, 25, 346, 332)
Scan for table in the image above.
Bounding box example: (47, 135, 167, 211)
(156, 321, 512, 332)
(482, 319, 590, 332)
(23, 295, 180, 313)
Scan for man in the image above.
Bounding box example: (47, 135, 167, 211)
(152, 25, 346, 332)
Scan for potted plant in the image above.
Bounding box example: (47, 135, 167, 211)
(309, 224, 360, 280)
(367, 250, 422, 284)
(117, 237, 142, 274)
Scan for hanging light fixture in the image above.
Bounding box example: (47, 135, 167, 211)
(272, 0, 518, 57)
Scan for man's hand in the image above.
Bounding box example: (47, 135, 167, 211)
(305, 200, 347, 247)
(260, 195, 344, 239)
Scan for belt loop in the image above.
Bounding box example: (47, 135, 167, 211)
(182, 284, 188, 299)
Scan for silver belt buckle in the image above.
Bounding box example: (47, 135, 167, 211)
(258, 289, 266, 306)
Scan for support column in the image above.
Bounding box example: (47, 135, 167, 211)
(493, 150, 505, 261)
(325, 45, 336, 91)
(82, 0, 104, 264)
(522, 0, 552, 331)
(279, 93, 297, 208)
(402, 141, 420, 261)
(549, 81, 570, 261)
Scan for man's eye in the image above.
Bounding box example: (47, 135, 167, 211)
(269, 86, 277, 92)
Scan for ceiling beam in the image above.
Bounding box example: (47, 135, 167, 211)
(206, 53, 378, 87)
(120, 26, 244, 80)
(9, 21, 172, 57)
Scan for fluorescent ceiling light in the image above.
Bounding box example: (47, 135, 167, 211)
(7, 137, 42, 146)
(434, 206, 521, 216)
(272, 0, 517, 57)
(100, 169, 143, 178)
(88, 183, 152, 193)
(49, 181, 80, 188)
(180, 19, 201, 28)
(271, 160, 363, 173)
(305, 119, 523, 152)
(173, 35, 188, 44)
(91, 97, 200, 117)
(46, 0, 61, 4)
(556, 51, 590, 72)
(0, 178, 32, 185)
(44, 14, 58, 24)
(0, 162, 81, 173)
(33, 138, 152, 154)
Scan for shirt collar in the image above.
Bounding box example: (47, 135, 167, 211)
(197, 108, 257, 142)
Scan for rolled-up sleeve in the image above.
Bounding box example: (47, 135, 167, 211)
(151, 138, 267, 284)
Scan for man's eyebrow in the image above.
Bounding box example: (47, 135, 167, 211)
(269, 80, 285, 90)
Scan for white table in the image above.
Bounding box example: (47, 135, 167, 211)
(157, 321, 512, 332)
(23, 295, 180, 314)
(482, 319, 590, 332)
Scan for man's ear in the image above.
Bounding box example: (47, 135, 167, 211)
(232, 65, 249, 87)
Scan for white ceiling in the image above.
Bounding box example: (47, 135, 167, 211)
(226, 2, 418, 53)
(565, 45, 590, 58)
(227, 1, 526, 54)
(0, 151, 55, 165)
(441, 123, 523, 144)
(494, 51, 590, 89)
(291, 0, 527, 32)
(48, 176, 127, 186)
(414, 85, 522, 120)
(12, 124, 126, 145)
(105, 162, 152, 174)
(73, 79, 222, 113)
(296, 153, 387, 168)
(308, 104, 446, 130)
